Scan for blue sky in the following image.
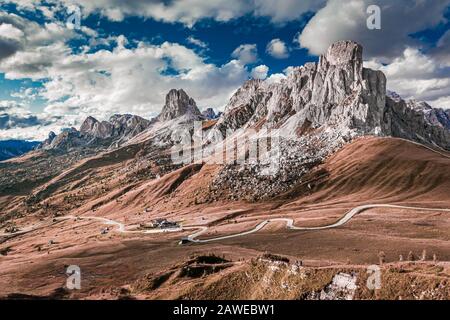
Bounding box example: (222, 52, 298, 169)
(1, 0, 450, 140)
(1, 3, 316, 114)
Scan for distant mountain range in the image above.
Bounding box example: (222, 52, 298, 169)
(33, 41, 450, 155)
(0, 140, 40, 161)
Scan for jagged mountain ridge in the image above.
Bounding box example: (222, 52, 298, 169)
(207, 41, 449, 150)
(38, 89, 205, 151)
(38, 114, 152, 151)
(385, 91, 450, 149)
(37, 40, 450, 154)
(209, 41, 386, 142)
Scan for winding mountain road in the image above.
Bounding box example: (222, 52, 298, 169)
(184, 204, 450, 243)
(0, 215, 182, 238)
(1, 138, 449, 243)
(2, 204, 449, 245)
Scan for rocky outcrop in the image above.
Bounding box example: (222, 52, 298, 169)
(209, 40, 386, 142)
(157, 89, 203, 122)
(201, 108, 219, 120)
(207, 40, 449, 150)
(38, 89, 205, 151)
(46, 128, 85, 150)
(79, 114, 151, 141)
(212, 79, 268, 136)
(203, 41, 450, 200)
(38, 131, 57, 149)
(79, 116, 114, 139)
(384, 93, 450, 149)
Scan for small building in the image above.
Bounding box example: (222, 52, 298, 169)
(150, 218, 179, 229)
(179, 237, 192, 245)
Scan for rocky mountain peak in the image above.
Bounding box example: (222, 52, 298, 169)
(48, 131, 56, 141)
(39, 113, 152, 151)
(210, 40, 386, 141)
(157, 89, 202, 121)
(324, 40, 363, 67)
(202, 108, 218, 120)
(79, 116, 99, 134)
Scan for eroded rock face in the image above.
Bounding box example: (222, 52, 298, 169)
(38, 89, 204, 151)
(80, 116, 114, 139)
(207, 40, 449, 150)
(158, 89, 202, 122)
(210, 40, 387, 141)
(38, 131, 57, 149)
(79, 114, 151, 141)
(384, 95, 450, 149)
(46, 128, 85, 150)
(108, 114, 151, 140)
(204, 41, 450, 199)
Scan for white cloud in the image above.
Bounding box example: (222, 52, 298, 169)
(0, 11, 256, 140)
(186, 35, 208, 49)
(0, 10, 81, 64)
(251, 64, 269, 80)
(115, 34, 128, 49)
(265, 73, 286, 84)
(0, 100, 80, 140)
(10, 87, 39, 101)
(0, 23, 24, 40)
(266, 38, 289, 59)
(283, 66, 295, 76)
(31, 41, 249, 117)
(231, 44, 258, 64)
(297, 0, 450, 62)
(365, 48, 450, 109)
(0, 100, 29, 115)
(5, 0, 322, 26)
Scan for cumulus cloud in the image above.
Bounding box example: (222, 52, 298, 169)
(0, 37, 22, 60)
(266, 38, 289, 59)
(0, 11, 252, 135)
(265, 73, 286, 84)
(365, 48, 450, 109)
(283, 66, 295, 75)
(10, 87, 39, 102)
(27, 41, 250, 118)
(0, 10, 78, 69)
(231, 44, 258, 64)
(0, 23, 24, 39)
(0, 100, 79, 140)
(251, 64, 269, 80)
(297, 0, 450, 62)
(5, 0, 323, 26)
